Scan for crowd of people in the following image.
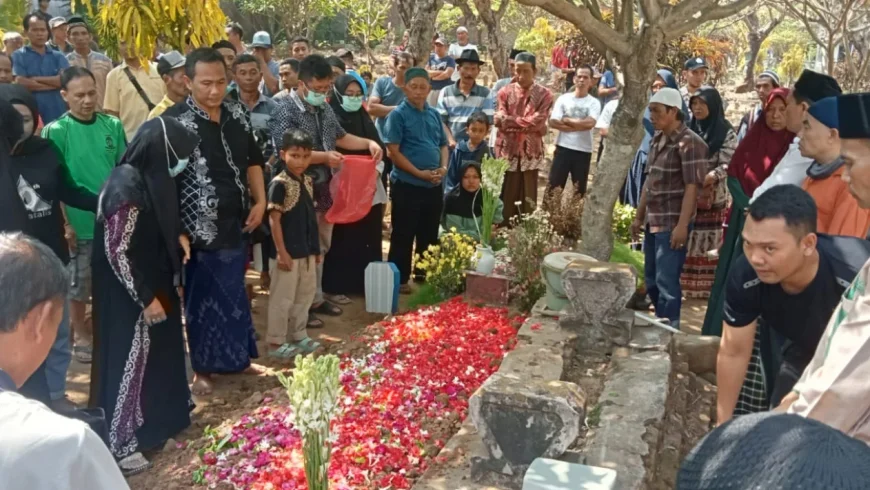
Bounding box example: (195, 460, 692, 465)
(4, 7, 870, 488)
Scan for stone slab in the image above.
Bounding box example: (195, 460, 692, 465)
(675, 335, 721, 375)
(498, 344, 564, 382)
(584, 351, 671, 490)
(523, 458, 617, 490)
(629, 324, 672, 352)
(516, 314, 578, 360)
(466, 271, 511, 306)
(561, 262, 636, 348)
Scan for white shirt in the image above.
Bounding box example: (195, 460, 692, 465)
(750, 137, 814, 203)
(595, 99, 619, 130)
(0, 392, 130, 490)
(551, 92, 601, 153)
(448, 43, 478, 81)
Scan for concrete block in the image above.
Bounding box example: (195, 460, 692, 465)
(561, 262, 636, 347)
(466, 271, 511, 306)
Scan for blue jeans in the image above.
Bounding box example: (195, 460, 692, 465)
(643, 227, 688, 329)
(46, 301, 71, 400)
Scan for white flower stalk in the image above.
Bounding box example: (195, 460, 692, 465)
(479, 155, 510, 247)
(278, 354, 343, 490)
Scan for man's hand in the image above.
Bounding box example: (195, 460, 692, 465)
(143, 298, 167, 326)
(326, 151, 344, 168)
(244, 202, 266, 233)
(630, 217, 644, 241)
(704, 171, 717, 188)
(277, 252, 293, 271)
(367, 140, 383, 162)
(65, 223, 77, 253)
(448, 135, 457, 149)
(670, 224, 689, 250)
(179, 234, 191, 264)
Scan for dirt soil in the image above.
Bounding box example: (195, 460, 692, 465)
(561, 346, 611, 453)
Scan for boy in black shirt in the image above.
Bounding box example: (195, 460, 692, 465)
(716, 185, 870, 424)
(266, 129, 322, 359)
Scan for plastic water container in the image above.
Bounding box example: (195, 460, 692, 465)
(365, 262, 400, 314)
(541, 251, 596, 311)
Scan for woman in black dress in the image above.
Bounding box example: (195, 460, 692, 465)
(322, 74, 387, 297)
(90, 116, 199, 475)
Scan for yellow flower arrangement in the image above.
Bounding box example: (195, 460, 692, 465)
(416, 229, 478, 298)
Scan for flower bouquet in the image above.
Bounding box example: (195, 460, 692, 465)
(277, 354, 342, 490)
(476, 156, 510, 274)
(417, 229, 478, 299)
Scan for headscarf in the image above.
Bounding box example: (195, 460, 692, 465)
(0, 87, 28, 233)
(328, 74, 383, 148)
(689, 86, 732, 155)
(443, 161, 483, 219)
(99, 117, 200, 275)
(0, 84, 51, 154)
(727, 88, 794, 195)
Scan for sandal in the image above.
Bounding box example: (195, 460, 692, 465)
(306, 312, 325, 329)
(73, 345, 92, 364)
(269, 343, 301, 360)
(118, 452, 152, 477)
(325, 294, 352, 305)
(311, 301, 342, 316)
(296, 338, 322, 354)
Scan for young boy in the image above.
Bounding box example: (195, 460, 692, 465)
(444, 111, 494, 194)
(266, 129, 322, 358)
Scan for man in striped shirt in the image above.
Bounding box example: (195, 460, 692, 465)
(436, 49, 493, 148)
(631, 87, 707, 330)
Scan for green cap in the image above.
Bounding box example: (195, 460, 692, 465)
(405, 67, 430, 83)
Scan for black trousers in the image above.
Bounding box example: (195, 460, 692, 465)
(388, 180, 443, 284)
(548, 145, 593, 195)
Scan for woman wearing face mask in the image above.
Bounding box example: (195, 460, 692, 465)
(0, 84, 98, 406)
(322, 74, 388, 297)
(89, 116, 200, 476)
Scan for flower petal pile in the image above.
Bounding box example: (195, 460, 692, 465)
(198, 298, 522, 489)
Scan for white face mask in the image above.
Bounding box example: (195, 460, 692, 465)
(159, 117, 189, 177)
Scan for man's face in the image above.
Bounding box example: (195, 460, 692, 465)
(253, 46, 271, 61)
(234, 61, 261, 92)
(186, 61, 228, 111)
(784, 90, 807, 134)
(515, 61, 535, 88)
(279, 65, 298, 90)
(842, 138, 870, 208)
(396, 58, 412, 75)
(281, 146, 312, 176)
(291, 42, 309, 60)
(69, 25, 91, 50)
(649, 102, 676, 130)
(756, 77, 774, 105)
(686, 67, 707, 87)
(62, 74, 98, 119)
(458, 62, 479, 82)
(26, 17, 49, 48)
(165, 68, 188, 99)
(434, 42, 447, 57)
(404, 77, 431, 106)
(225, 27, 240, 45)
(742, 216, 813, 284)
(457, 31, 469, 44)
(574, 69, 592, 94)
(52, 26, 67, 44)
(217, 48, 236, 71)
(798, 113, 839, 160)
(0, 56, 12, 84)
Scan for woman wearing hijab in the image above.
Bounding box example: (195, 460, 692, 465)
(0, 92, 27, 233)
(321, 74, 387, 297)
(442, 161, 504, 241)
(89, 117, 199, 476)
(681, 86, 738, 299)
(622, 69, 685, 206)
(702, 88, 794, 415)
(1, 85, 98, 406)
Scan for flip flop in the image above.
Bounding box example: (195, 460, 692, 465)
(296, 338, 322, 354)
(268, 343, 301, 360)
(311, 301, 342, 316)
(325, 294, 353, 305)
(307, 312, 325, 329)
(118, 452, 152, 477)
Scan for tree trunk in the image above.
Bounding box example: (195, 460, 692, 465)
(401, 0, 443, 66)
(743, 31, 762, 90)
(478, 11, 506, 76)
(578, 30, 665, 261)
(825, 37, 836, 75)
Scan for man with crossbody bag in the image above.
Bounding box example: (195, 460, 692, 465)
(104, 43, 165, 141)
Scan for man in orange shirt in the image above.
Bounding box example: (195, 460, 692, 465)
(799, 95, 870, 238)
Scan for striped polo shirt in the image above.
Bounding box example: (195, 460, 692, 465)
(435, 81, 494, 142)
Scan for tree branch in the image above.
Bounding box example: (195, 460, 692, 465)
(514, 0, 633, 54)
(663, 0, 759, 40)
(639, 0, 662, 24)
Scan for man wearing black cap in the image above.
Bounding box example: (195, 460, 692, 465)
(436, 49, 492, 147)
(751, 69, 842, 203)
(148, 51, 188, 119)
(681, 57, 708, 110)
(736, 70, 781, 142)
(778, 93, 870, 444)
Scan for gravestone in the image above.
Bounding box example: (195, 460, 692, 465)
(561, 261, 637, 347)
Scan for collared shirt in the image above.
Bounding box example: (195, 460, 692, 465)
(147, 95, 178, 120)
(371, 76, 406, 140)
(104, 61, 166, 141)
(67, 50, 114, 112)
(11, 46, 70, 123)
(243, 92, 278, 159)
(750, 137, 814, 203)
(494, 82, 554, 172)
(269, 90, 346, 212)
(436, 81, 494, 142)
(47, 40, 74, 54)
(164, 97, 265, 250)
(643, 123, 708, 233)
(384, 100, 448, 188)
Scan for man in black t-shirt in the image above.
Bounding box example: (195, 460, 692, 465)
(716, 185, 870, 425)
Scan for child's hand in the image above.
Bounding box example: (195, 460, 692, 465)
(278, 252, 293, 271)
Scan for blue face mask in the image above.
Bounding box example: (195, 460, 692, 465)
(160, 117, 189, 177)
(304, 86, 327, 107)
(169, 158, 189, 177)
(340, 94, 363, 112)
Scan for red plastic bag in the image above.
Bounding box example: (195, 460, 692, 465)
(326, 155, 378, 224)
